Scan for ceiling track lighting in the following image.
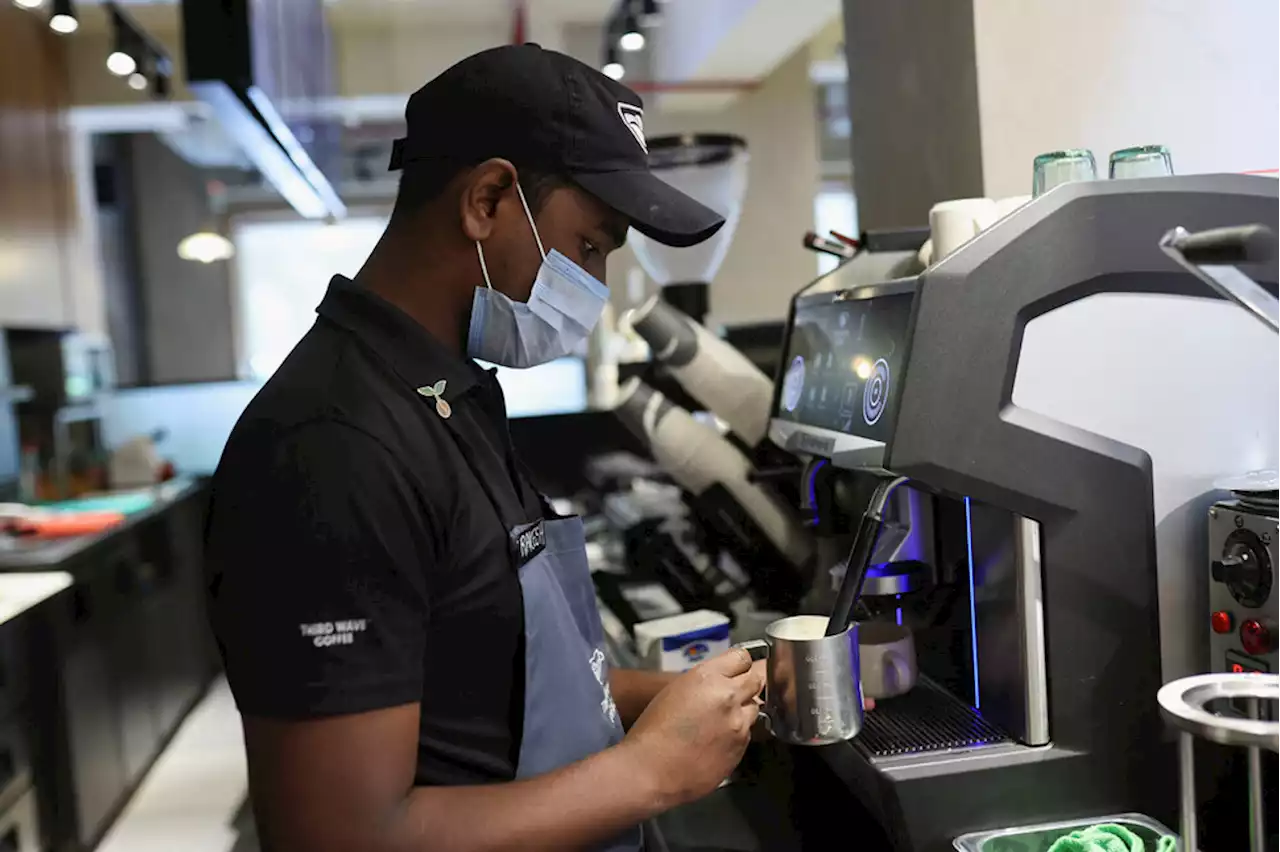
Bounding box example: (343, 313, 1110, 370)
(602, 45, 624, 81)
(107, 10, 139, 76)
(128, 51, 153, 91)
(103, 4, 172, 100)
(48, 0, 77, 34)
(618, 8, 645, 52)
(152, 70, 171, 99)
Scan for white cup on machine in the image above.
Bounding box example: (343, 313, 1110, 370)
(994, 195, 1032, 220)
(858, 621, 918, 699)
(928, 197, 999, 262)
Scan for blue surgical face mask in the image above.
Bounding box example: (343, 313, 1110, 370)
(467, 184, 609, 369)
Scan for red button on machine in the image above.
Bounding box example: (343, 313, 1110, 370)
(1211, 610, 1233, 634)
(1239, 619, 1275, 656)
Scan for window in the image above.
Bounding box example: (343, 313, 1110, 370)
(232, 217, 387, 380)
(813, 184, 859, 276)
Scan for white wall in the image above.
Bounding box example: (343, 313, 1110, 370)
(335, 23, 508, 97)
(973, 0, 1280, 197)
(607, 45, 821, 327)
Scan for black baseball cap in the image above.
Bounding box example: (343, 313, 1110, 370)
(389, 43, 725, 249)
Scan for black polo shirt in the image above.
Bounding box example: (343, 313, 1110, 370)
(204, 276, 544, 785)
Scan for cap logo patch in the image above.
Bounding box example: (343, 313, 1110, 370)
(617, 103, 647, 154)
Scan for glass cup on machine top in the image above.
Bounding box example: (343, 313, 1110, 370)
(1032, 149, 1098, 197)
(1109, 145, 1174, 179)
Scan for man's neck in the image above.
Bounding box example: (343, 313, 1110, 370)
(355, 235, 470, 356)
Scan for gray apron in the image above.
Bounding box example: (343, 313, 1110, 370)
(443, 415, 645, 852)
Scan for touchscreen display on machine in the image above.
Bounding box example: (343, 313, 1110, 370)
(774, 291, 915, 441)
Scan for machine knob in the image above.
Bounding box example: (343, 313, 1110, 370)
(1213, 533, 1273, 609)
(1213, 550, 1254, 583)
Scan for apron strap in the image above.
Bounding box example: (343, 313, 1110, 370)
(511, 456, 560, 519)
(440, 415, 537, 533)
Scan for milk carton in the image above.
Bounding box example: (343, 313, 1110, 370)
(634, 610, 732, 672)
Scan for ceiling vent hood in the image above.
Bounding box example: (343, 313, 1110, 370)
(181, 0, 346, 220)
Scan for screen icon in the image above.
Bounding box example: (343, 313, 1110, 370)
(839, 382, 857, 416)
(862, 358, 891, 426)
(781, 356, 806, 413)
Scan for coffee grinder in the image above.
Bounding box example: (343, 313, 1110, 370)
(628, 135, 748, 325)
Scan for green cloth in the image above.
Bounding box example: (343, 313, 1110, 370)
(1045, 824, 1179, 852)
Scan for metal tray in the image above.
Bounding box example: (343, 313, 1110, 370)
(953, 813, 1177, 852)
(855, 677, 1011, 759)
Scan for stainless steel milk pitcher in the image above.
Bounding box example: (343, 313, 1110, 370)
(737, 615, 864, 746)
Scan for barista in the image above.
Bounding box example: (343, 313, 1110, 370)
(203, 45, 766, 852)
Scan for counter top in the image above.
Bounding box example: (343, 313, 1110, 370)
(0, 479, 204, 570)
(0, 570, 73, 626)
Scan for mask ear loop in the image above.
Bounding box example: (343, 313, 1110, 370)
(515, 181, 547, 261)
(475, 242, 493, 290)
(475, 179, 545, 290)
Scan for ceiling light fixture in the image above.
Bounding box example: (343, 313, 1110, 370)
(107, 10, 138, 76)
(179, 181, 236, 264)
(127, 51, 153, 92)
(602, 46, 625, 81)
(618, 13, 645, 52)
(13, 0, 45, 9)
(177, 231, 235, 264)
(106, 50, 136, 76)
(48, 0, 77, 33)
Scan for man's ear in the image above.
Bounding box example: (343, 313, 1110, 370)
(460, 158, 518, 243)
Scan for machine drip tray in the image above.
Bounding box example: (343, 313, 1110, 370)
(855, 678, 1011, 759)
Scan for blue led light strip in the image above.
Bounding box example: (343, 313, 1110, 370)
(964, 496, 981, 709)
(806, 459, 828, 526)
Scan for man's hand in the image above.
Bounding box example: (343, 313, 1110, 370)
(610, 669, 678, 729)
(619, 649, 765, 808)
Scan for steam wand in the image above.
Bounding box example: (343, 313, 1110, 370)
(826, 475, 909, 636)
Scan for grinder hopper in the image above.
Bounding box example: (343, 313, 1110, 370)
(630, 134, 749, 323)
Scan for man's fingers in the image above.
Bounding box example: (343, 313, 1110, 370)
(707, 647, 754, 677)
(734, 659, 767, 702)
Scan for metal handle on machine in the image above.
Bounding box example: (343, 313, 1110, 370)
(826, 475, 909, 636)
(1157, 672, 1280, 852)
(1159, 225, 1279, 333)
(1167, 225, 1275, 265)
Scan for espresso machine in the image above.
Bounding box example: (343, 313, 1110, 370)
(767, 175, 1279, 851)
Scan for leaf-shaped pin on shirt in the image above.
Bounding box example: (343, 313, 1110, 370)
(417, 381, 451, 418)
